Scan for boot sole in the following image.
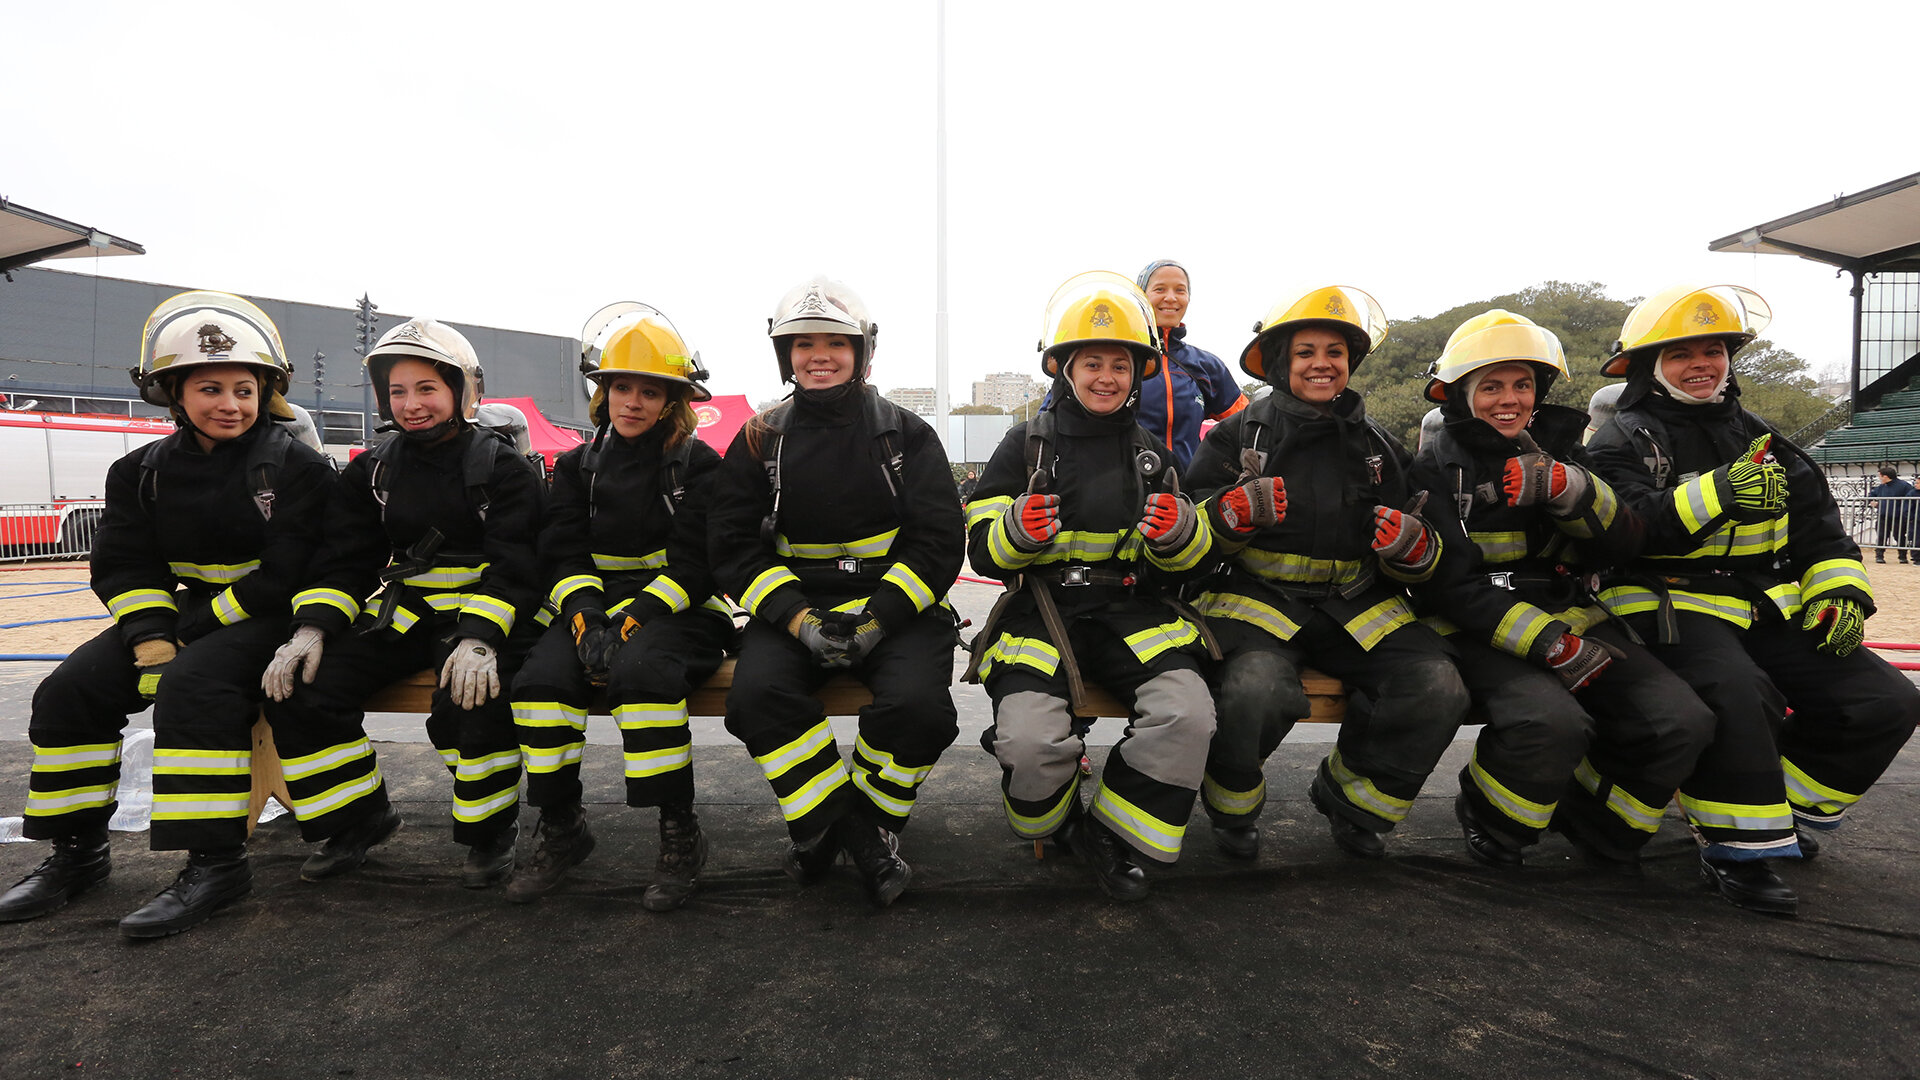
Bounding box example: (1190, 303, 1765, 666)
(119, 881, 252, 939)
(1309, 781, 1386, 859)
(301, 810, 403, 883)
(1698, 860, 1800, 917)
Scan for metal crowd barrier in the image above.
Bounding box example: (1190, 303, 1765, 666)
(1833, 495, 1920, 559)
(0, 501, 106, 563)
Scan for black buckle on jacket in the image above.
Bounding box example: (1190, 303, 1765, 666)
(837, 557, 864, 574)
(1059, 566, 1090, 586)
(1487, 572, 1515, 590)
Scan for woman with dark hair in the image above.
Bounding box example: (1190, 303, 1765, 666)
(1133, 259, 1247, 471)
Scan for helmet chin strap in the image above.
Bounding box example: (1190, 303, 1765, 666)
(1653, 355, 1728, 405)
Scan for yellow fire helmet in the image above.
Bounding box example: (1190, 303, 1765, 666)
(579, 302, 711, 423)
(1239, 285, 1388, 382)
(135, 290, 295, 419)
(1036, 270, 1161, 380)
(1602, 284, 1770, 377)
(1424, 309, 1568, 403)
(365, 318, 484, 423)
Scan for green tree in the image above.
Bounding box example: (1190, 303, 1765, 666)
(950, 404, 1004, 415)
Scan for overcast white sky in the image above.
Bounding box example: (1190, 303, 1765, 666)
(7, 0, 1917, 408)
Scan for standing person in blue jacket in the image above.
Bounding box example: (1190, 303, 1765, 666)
(1868, 466, 1914, 564)
(1134, 259, 1248, 471)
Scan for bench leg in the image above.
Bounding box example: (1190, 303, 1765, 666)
(248, 715, 295, 838)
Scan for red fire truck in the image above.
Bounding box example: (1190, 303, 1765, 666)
(0, 410, 175, 555)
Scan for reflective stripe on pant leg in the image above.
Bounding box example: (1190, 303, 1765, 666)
(851, 733, 937, 828)
(750, 718, 852, 840)
(1467, 745, 1555, 832)
(453, 748, 522, 826)
(1004, 776, 1080, 841)
(515, 700, 588, 776)
(1325, 747, 1414, 826)
(279, 737, 386, 837)
(1678, 790, 1799, 860)
(150, 746, 252, 850)
(1090, 772, 1188, 864)
(615, 699, 694, 808)
(1571, 757, 1664, 835)
(1201, 770, 1265, 822)
(1781, 755, 1860, 827)
(25, 740, 122, 821)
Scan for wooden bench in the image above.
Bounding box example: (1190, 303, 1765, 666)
(245, 659, 1348, 834)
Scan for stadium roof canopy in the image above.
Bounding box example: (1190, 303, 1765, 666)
(0, 197, 144, 276)
(1709, 170, 1920, 273)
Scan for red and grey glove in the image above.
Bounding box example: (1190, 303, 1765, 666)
(1136, 492, 1198, 553)
(1725, 433, 1786, 520)
(1543, 632, 1613, 691)
(1371, 505, 1436, 572)
(1209, 477, 1286, 536)
(1802, 597, 1866, 657)
(1003, 493, 1062, 551)
(1502, 433, 1588, 516)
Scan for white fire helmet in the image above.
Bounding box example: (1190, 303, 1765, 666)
(365, 318, 484, 423)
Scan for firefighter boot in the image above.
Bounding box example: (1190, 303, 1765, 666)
(642, 805, 708, 912)
(836, 817, 912, 908)
(0, 829, 111, 922)
(301, 805, 403, 882)
(119, 847, 252, 939)
(1795, 827, 1821, 860)
(1309, 768, 1386, 859)
(783, 827, 841, 884)
(1700, 856, 1799, 917)
(1455, 792, 1525, 869)
(463, 821, 519, 889)
(505, 804, 595, 904)
(1211, 823, 1260, 860)
(1070, 817, 1149, 902)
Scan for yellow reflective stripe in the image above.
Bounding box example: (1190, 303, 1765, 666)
(775, 760, 851, 822)
(1123, 618, 1199, 664)
(1197, 591, 1302, 641)
(151, 792, 251, 820)
(613, 700, 690, 730)
(742, 566, 802, 617)
(852, 771, 916, 817)
(31, 742, 121, 773)
(1597, 586, 1754, 627)
(1329, 748, 1413, 822)
(1492, 602, 1557, 658)
(625, 743, 693, 778)
(978, 634, 1060, 679)
(521, 741, 584, 773)
(1468, 747, 1553, 829)
(775, 528, 898, 559)
(1559, 477, 1619, 541)
(986, 513, 1040, 570)
(643, 575, 692, 614)
(880, 563, 937, 613)
(549, 574, 603, 609)
(753, 719, 836, 781)
(153, 749, 249, 775)
(512, 701, 586, 729)
(107, 587, 176, 620)
(279, 738, 373, 782)
(1801, 558, 1872, 606)
(294, 587, 360, 621)
(25, 783, 116, 815)
(1005, 783, 1079, 839)
(1344, 596, 1414, 652)
(211, 587, 250, 626)
(168, 559, 259, 585)
(1091, 782, 1185, 857)
(967, 495, 1013, 528)
(1571, 759, 1663, 833)
(460, 594, 516, 635)
(453, 786, 520, 823)
(1236, 549, 1363, 583)
(828, 596, 869, 614)
(1678, 793, 1792, 832)
(1202, 772, 1264, 816)
(398, 564, 486, 589)
(1469, 531, 1529, 563)
(287, 765, 384, 819)
(1673, 471, 1727, 533)
(594, 550, 668, 571)
(1146, 511, 1210, 572)
(1764, 581, 1801, 619)
(1782, 756, 1858, 816)
(1027, 529, 1134, 564)
(855, 735, 935, 788)
(453, 750, 518, 783)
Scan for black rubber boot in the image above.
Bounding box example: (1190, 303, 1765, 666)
(1210, 823, 1260, 860)
(836, 817, 912, 908)
(1795, 827, 1821, 860)
(1547, 804, 1642, 876)
(1309, 769, 1386, 859)
(783, 827, 841, 884)
(1455, 793, 1525, 869)
(643, 806, 709, 912)
(119, 848, 252, 939)
(505, 804, 595, 904)
(463, 822, 519, 889)
(1070, 817, 1149, 902)
(1700, 855, 1799, 917)
(301, 805, 403, 882)
(0, 830, 111, 922)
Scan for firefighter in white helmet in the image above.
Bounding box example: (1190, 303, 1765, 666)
(0, 291, 338, 937)
(964, 272, 1218, 901)
(505, 304, 731, 909)
(261, 318, 546, 890)
(706, 276, 966, 907)
(1185, 286, 1470, 861)
(1408, 310, 1715, 869)
(1586, 285, 1919, 916)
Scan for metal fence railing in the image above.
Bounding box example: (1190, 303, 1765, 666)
(1834, 495, 1920, 560)
(0, 502, 105, 562)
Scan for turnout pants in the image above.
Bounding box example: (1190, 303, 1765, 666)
(512, 608, 730, 810)
(1202, 613, 1469, 834)
(725, 609, 959, 841)
(1642, 610, 1919, 862)
(985, 617, 1215, 864)
(1453, 621, 1715, 855)
(24, 618, 288, 851)
(263, 619, 533, 847)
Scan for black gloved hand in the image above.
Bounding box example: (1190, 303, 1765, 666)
(571, 609, 618, 685)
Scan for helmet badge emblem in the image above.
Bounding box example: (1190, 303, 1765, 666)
(1091, 303, 1113, 328)
(793, 286, 830, 317)
(393, 323, 426, 341)
(1324, 296, 1348, 318)
(196, 323, 237, 355)
(1691, 303, 1721, 328)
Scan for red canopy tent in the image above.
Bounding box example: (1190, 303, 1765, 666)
(691, 394, 755, 451)
(483, 396, 583, 469)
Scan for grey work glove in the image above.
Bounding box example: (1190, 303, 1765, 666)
(439, 637, 501, 711)
(789, 608, 855, 669)
(262, 625, 326, 702)
(829, 611, 887, 667)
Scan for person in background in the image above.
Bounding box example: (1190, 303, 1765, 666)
(1134, 259, 1247, 471)
(1868, 465, 1914, 564)
(957, 469, 979, 504)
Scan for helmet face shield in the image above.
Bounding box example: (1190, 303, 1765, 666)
(1240, 285, 1388, 382)
(1037, 271, 1161, 380)
(136, 290, 293, 416)
(1603, 284, 1770, 376)
(580, 303, 711, 422)
(1425, 311, 1568, 403)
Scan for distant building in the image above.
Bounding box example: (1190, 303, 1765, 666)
(884, 386, 937, 415)
(973, 372, 1045, 412)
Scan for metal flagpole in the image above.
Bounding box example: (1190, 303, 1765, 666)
(933, 0, 951, 447)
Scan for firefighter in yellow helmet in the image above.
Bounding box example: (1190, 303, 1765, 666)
(1185, 286, 1470, 860)
(504, 304, 731, 908)
(1408, 310, 1715, 869)
(1587, 285, 1918, 915)
(0, 291, 338, 936)
(706, 276, 966, 907)
(962, 272, 1217, 901)
(261, 318, 546, 891)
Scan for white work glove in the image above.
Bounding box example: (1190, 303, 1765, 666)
(439, 637, 501, 711)
(262, 626, 326, 702)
